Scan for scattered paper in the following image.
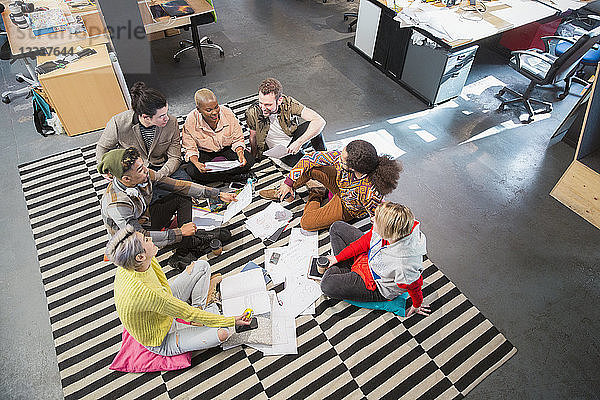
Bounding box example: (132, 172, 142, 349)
(263, 144, 289, 159)
(222, 181, 253, 223)
(301, 303, 315, 315)
(249, 294, 298, 355)
(245, 203, 292, 239)
(264, 247, 287, 285)
(204, 160, 242, 171)
(278, 275, 322, 318)
(289, 228, 319, 256)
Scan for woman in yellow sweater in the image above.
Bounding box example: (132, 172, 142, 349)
(107, 225, 249, 356)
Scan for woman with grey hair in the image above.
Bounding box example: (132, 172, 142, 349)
(107, 225, 249, 356)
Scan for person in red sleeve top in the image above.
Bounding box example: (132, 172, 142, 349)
(321, 202, 430, 317)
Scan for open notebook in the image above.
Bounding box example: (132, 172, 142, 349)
(220, 269, 271, 317)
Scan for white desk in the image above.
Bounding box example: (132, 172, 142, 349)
(391, 0, 557, 48)
(351, 0, 595, 105)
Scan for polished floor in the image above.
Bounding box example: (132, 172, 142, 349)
(1, 0, 599, 399)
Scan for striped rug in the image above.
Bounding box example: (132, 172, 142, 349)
(18, 95, 516, 399)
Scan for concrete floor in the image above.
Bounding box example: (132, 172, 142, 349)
(1, 0, 599, 399)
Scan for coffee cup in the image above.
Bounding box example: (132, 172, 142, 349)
(316, 256, 329, 274)
(210, 239, 222, 256)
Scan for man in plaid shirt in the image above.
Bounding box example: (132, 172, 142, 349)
(98, 147, 237, 252)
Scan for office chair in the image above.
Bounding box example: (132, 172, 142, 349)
(344, 0, 358, 32)
(0, 3, 41, 104)
(497, 26, 600, 123)
(173, 12, 224, 75)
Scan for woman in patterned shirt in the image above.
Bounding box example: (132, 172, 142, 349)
(259, 140, 402, 231)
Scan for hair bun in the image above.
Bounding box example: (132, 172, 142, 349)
(130, 81, 147, 97)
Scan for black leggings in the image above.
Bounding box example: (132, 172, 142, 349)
(278, 121, 327, 167)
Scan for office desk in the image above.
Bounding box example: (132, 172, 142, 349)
(137, 0, 213, 34)
(535, 0, 593, 12)
(137, 0, 215, 74)
(351, 0, 593, 105)
(37, 44, 127, 136)
(0, 0, 110, 56)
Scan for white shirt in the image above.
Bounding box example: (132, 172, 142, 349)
(265, 114, 292, 149)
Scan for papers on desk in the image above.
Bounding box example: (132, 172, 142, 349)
(263, 144, 289, 159)
(28, 9, 69, 36)
(245, 203, 292, 240)
(222, 181, 252, 223)
(221, 269, 271, 316)
(204, 160, 242, 172)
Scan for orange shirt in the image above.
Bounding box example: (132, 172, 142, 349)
(182, 105, 245, 161)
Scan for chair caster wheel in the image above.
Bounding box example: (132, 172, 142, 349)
(497, 89, 505, 96)
(557, 92, 568, 100)
(344, 16, 348, 21)
(174, 57, 181, 63)
(348, 27, 353, 32)
(2, 95, 10, 104)
(497, 105, 504, 111)
(206, 38, 213, 44)
(179, 41, 187, 49)
(16, 76, 24, 83)
(219, 50, 224, 57)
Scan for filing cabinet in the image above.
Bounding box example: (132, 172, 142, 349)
(401, 39, 478, 106)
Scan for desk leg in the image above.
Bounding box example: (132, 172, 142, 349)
(191, 21, 206, 76)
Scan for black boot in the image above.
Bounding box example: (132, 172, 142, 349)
(190, 228, 232, 258)
(167, 248, 197, 271)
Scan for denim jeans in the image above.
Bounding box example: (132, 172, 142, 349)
(145, 260, 229, 356)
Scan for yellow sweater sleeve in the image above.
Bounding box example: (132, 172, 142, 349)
(150, 288, 235, 327)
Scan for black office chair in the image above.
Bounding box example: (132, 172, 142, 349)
(173, 13, 224, 75)
(344, 0, 358, 32)
(497, 26, 600, 123)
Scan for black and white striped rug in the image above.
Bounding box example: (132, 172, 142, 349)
(18, 95, 516, 399)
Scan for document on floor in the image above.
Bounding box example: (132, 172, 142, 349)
(221, 269, 271, 316)
(277, 275, 322, 318)
(192, 207, 223, 230)
(263, 144, 289, 159)
(289, 228, 319, 256)
(203, 160, 242, 171)
(249, 293, 298, 356)
(264, 241, 313, 280)
(245, 202, 292, 239)
(222, 181, 253, 223)
(264, 247, 288, 285)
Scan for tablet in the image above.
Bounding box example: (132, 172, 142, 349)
(307, 257, 324, 281)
